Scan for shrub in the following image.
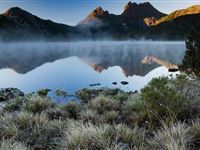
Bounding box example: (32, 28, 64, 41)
(37, 89, 51, 97)
(55, 89, 68, 97)
(140, 77, 188, 126)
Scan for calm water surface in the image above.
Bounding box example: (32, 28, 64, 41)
(0, 41, 185, 94)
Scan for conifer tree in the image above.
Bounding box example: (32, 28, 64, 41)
(179, 30, 200, 76)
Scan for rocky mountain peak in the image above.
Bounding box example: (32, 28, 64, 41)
(78, 6, 110, 25)
(124, 2, 152, 11)
(3, 7, 32, 17)
(89, 7, 109, 18)
(122, 1, 165, 19)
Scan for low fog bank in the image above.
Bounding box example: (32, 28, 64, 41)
(0, 41, 185, 75)
(0, 40, 185, 46)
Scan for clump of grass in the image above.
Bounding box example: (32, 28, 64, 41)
(3, 97, 24, 112)
(79, 109, 98, 123)
(148, 123, 192, 150)
(189, 118, 200, 149)
(46, 106, 66, 120)
(2, 75, 200, 149)
(100, 111, 119, 123)
(115, 124, 145, 149)
(16, 112, 65, 149)
(61, 101, 81, 119)
(0, 139, 27, 150)
(24, 95, 54, 113)
(190, 118, 200, 140)
(16, 112, 49, 129)
(64, 121, 114, 150)
(0, 113, 18, 139)
(89, 95, 120, 114)
(121, 94, 143, 126)
(63, 120, 146, 150)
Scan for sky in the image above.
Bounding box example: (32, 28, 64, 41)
(0, 0, 199, 26)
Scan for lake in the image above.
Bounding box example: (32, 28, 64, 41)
(0, 41, 185, 95)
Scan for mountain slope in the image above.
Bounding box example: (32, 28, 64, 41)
(146, 13, 200, 39)
(145, 5, 200, 26)
(0, 7, 74, 41)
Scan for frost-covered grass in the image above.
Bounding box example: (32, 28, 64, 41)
(1, 75, 200, 149)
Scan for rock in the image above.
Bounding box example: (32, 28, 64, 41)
(121, 81, 129, 85)
(112, 82, 118, 85)
(0, 88, 24, 102)
(89, 83, 101, 87)
(168, 68, 179, 72)
(118, 142, 130, 149)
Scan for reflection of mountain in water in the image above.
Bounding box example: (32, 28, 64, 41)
(0, 41, 185, 76)
(141, 56, 179, 71)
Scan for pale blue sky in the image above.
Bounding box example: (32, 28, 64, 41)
(0, 0, 199, 26)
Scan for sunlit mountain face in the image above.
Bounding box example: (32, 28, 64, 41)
(0, 41, 185, 93)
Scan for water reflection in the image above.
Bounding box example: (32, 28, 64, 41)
(0, 41, 185, 93)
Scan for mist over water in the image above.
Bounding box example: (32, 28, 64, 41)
(0, 41, 185, 97)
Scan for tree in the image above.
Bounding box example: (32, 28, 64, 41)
(179, 30, 200, 76)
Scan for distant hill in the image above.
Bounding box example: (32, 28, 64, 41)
(0, 7, 74, 41)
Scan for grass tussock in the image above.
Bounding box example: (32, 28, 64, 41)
(148, 123, 192, 150)
(0, 139, 27, 150)
(0, 75, 200, 149)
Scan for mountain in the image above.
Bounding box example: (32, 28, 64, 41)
(1, 3, 200, 41)
(76, 2, 200, 40)
(0, 7, 74, 41)
(76, 2, 166, 39)
(145, 5, 200, 26)
(76, 7, 122, 39)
